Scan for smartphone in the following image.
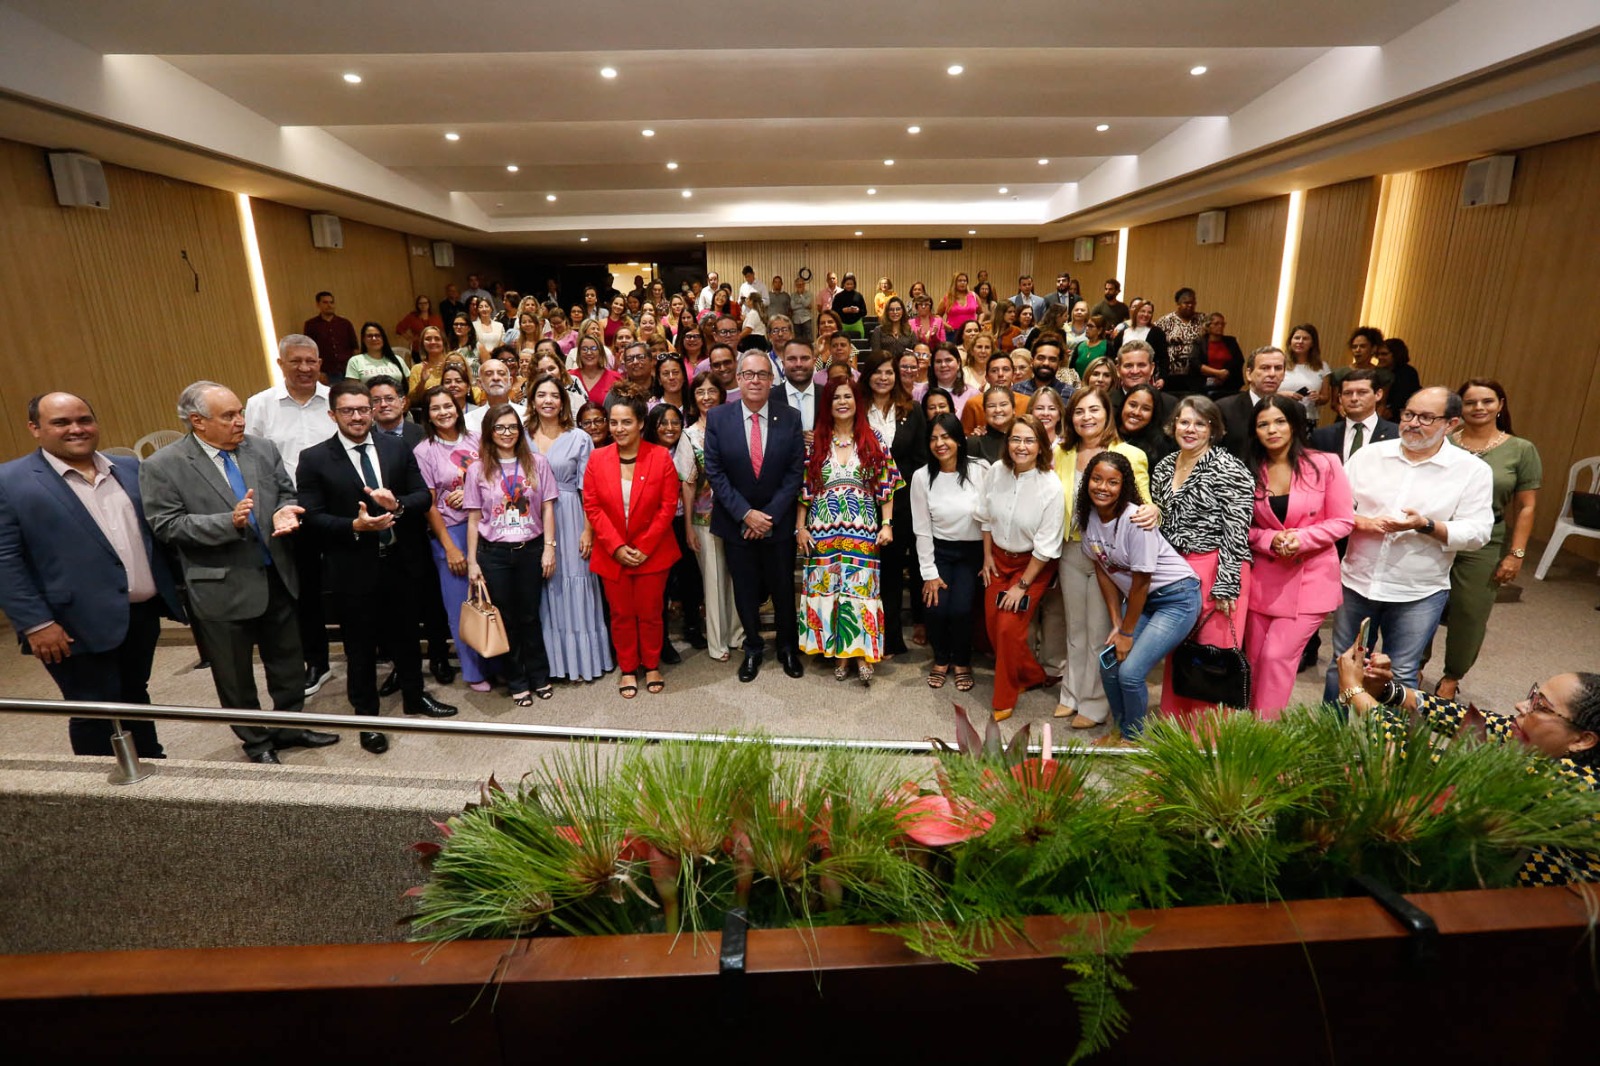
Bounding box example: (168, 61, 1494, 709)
(1099, 643, 1121, 670)
(1355, 616, 1372, 655)
(1295, 387, 1311, 397)
(994, 589, 1030, 613)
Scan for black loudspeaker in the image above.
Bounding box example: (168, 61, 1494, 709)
(925, 239, 963, 251)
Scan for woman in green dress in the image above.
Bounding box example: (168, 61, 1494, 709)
(1436, 378, 1541, 700)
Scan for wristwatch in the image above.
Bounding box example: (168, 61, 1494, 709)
(1509, 547, 1526, 558)
(1339, 686, 1368, 707)
(1016, 580, 1030, 592)
(1419, 517, 1435, 536)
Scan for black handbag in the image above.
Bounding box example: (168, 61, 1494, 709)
(1169, 609, 1251, 708)
(1571, 492, 1600, 530)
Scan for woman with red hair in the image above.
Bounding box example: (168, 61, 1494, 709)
(795, 378, 904, 684)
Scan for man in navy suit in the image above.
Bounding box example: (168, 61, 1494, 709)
(1310, 370, 1398, 462)
(0, 393, 185, 756)
(704, 351, 807, 682)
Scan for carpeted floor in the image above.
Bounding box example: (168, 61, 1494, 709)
(2, 551, 1596, 782)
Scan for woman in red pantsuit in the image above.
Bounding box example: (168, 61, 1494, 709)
(583, 395, 682, 698)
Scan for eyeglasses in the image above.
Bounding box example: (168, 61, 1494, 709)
(1399, 410, 1444, 426)
(579, 418, 605, 428)
(715, 328, 738, 337)
(492, 424, 521, 435)
(1524, 684, 1575, 725)
(1007, 436, 1037, 446)
(624, 353, 650, 363)
(334, 406, 372, 417)
(738, 370, 773, 381)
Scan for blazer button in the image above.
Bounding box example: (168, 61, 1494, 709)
(116, 586, 127, 593)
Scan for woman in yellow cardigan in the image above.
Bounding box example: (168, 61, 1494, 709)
(1044, 386, 1154, 729)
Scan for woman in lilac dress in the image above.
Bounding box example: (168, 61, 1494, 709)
(413, 386, 490, 689)
(527, 374, 615, 681)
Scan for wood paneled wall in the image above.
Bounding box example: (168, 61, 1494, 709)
(0, 138, 263, 458)
(1289, 178, 1380, 342)
(1034, 234, 1120, 294)
(404, 236, 506, 315)
(1123, 197, 1290, 349)
(705, 238, 1038, 307)
(1364, 131, 1600, 542)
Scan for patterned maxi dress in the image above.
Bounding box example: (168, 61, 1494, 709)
(538, 429, 615, 680)
(797, 441, 903, 662)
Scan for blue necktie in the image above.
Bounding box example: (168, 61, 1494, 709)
(220, 449, 273, 567)
(355, 443, 395, 547)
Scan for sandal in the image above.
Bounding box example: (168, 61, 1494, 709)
(1434, 678, 1459, 701)
(834, 662, 849, 681)
(926, 667, 949, 690)
(618, 677, 638, 700)
(1069, 713, 1099, 730)
(645, 672, 665, 694)
(534, 685, 554, 700)
(858, 662, 874, 686)
(512, 691, 534, 707)
(992, 707, 1013, 723)
(953, 669, 975, 692)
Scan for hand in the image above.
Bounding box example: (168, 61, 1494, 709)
(979, 555, 998, 587)
(27, 622, 73, 664)
(999, 585, 1026, 613)
(1353, 514, 1387, 535)
(921, 577, 947, 608)
(803, 430, 814, 451)
(542, 542, 556, 578)
(1213, 597, 1236, 618)
(364, 486, 399, 512)
(1106, 629, 1131, 663)
(625, 546, 648, 567)
(743, 508, 773, 536)
(270, 504, 304, 536)
(231, 488, 256, 529)
(1493, 554, 1522, 585)
(466, 561, 482, 584)
(1129, 504, 1161, 530)
(353, 502, 395, 532)
(796, 527, 813, 555)
(579, 526, 594, 559)
(1400, 508, 1431, 533)
(445, 548, 468, 577)
(876, 526, 893, 547)
(445, 488, 465, 510)
(1363, 651, 1395, 699)
(1335, 636, 1369, 695)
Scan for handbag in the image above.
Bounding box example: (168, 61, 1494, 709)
(458, 579, 510, 658)
(1571, 492, 1600, 530)
(1169, 609, 1251, 708)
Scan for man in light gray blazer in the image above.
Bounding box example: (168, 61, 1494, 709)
(140, 381, 340, 763)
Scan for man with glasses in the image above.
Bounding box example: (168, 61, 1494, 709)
(700, 342, 741, 395)
(604, 342, 658, 411)
(703, 351, 807, 682)
(463, 356, 525, 436)
(297, 381, 457, 756)
(1321, 387, 1492, 703)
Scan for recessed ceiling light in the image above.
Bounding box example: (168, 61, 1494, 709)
(855, 230, 864, 236)
(866, 188, 877, 195)
(884, 159, 895, 166)
(506, 165, 519, 173)
(946, 64, 964, 76)
(666, 161, 679, 170)
(1038, 158, 1049, 165)
(968, 229, 977, 235)
(546, 194, 557, 202)
(1190, 65, 1207, 76)
(580, 236, 589, 242)
(998, 187, 1008, 194)
(682, 190, 693, 198)
(444, 132, 460, 142)
(907, 126, 921, 134)
(1096, 123, 1110, 132)
(695, 233, 705, 238)
(641, 129, 654, 137)
(600, 67, 618, 79)
(342, 72, 362, 84)
(627, 261, 640, 266)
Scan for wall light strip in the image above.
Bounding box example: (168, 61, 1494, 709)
(1115, 227, 1129, 295)
(1270, 189, 1305, 348)
(235, 194, 279, 384)
(1359, 173, 1394, 327)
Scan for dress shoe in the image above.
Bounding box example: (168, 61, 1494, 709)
(779, 648, 804, 678)
(684, 626, 708, 651)
(431, 659, 457, 685)
(659, 641, 682, 665)
(738, 651, 764, 683)
(404, 693, 458, 717)
(278, 729, 341, 750)
(360, 731, 389, 754)
(303, 664, 331, 697)
(248, 749, 281, 764)
(379, 668, 402, 697)
(194, 658, 211, 671)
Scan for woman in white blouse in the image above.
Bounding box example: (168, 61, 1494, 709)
(911, 413, 989, 692)
(976, 413, 1065, 722)
(472, 298, 505, 363)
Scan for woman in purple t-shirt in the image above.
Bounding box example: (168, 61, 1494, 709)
(1077, 450, 1201, 743)
(413, 386, 488, 689)
(465, 403, 560, 705)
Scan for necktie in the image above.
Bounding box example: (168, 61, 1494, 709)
(220, 450, 272, 566)
(355, 443, 395, 547)
(748, 411, 764, 478)
(1349, 422, 1366, 460)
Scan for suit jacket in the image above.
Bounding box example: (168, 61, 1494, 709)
(0, 451, 183, 653)
(582, 442, 683, 581)
(375, 422, 425, 449)
(295, 432, 433, 589)
(1216, 390, 1265, 460)
(1247, 451, 1354, 617)
(702, 399, 806, 541)
(1309, 418, 1399, 463)
(141, 433, 300, 622)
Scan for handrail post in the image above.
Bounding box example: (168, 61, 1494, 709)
(106, 719, 152, 785)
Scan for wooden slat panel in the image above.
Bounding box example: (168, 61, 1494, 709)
(404, 236, 506, 320)
(1034, 233, 1121, 295)
(1123, 196, 1290, 350)
(1290, 177, 1379, 339)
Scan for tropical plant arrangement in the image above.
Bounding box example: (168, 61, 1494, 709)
(409, 705, 1600, 1063)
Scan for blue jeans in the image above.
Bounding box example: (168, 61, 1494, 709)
(1101, 577, 1201, 739)
(1321, 587, 1449, 703)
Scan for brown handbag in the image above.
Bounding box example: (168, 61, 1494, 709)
(459, 579, 510, 658)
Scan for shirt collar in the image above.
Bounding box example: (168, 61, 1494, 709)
(41, 449, 110, 481)
(273, 381, 330, 406)
(341, 432, 374, 454)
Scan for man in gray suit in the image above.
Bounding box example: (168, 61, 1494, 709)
(140, 381, 340, 763)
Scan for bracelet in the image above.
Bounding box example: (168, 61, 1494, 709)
(1338, 686, 1368, 707)
(1117, 629, 1136, 638)
(1379, 679, 1405, 706)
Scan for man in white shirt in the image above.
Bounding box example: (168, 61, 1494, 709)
(738, 265, 766, 302)
(777, 339, 820, 447)
(696, 272, 721, 313)
(460, 273, 492, 308)
(1310, 369, 1399, 461)
(462, 359, 526, 436)
(244, 334, 336, 696)
(1322, 387, 1493, 701)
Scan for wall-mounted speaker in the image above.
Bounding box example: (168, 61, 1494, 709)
(1072, 237, 1095, 262)
(925, 238, 963, 251)
(1461, 155, 1515, 207)
(1196, 210, 1227, 245)
(432, 241, 455, 268)
(309, 213, 343, 249)
(47, 152, 110, 209)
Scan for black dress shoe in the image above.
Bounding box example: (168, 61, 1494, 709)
(248, 750, 281, 764)
(404, 693, 458, 717)
(277, 729, 341, 750)
(431, 659, 457, 685)
(360, 731, 389, 754)
(303, 664, 331, 697)
(738, 651, 764, 683)
(659, 641, 682, 665)
(779, 648, 804, 678)
(378, 668, 402, 697)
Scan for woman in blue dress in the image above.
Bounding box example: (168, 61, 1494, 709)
(527, 374, 614, 681)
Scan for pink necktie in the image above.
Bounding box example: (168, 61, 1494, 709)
(749, 411, 764, 478)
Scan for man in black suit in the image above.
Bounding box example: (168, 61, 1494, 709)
(296, 381, 456, 755)
(368, 376, 425, 448)
(775, 339, 821, 449)
(1217, 345, 1287, 458)
(141, 382, 341, 763)
(0, 392, 186, 757)
(704, 351, 807, 682)
(1309, 370, 1398, 462)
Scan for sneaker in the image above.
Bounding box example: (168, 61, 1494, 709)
(303, 664, 331, 697)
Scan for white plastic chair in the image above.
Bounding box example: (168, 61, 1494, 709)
(1533, 455, 1600, 580)
(134, 430, 183, 458)
(100, 446, 138, 458)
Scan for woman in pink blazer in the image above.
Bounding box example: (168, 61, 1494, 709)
(1243, 396, 1354, 717)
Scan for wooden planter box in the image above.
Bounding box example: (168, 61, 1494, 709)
(2, 886, 1593, 1064)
